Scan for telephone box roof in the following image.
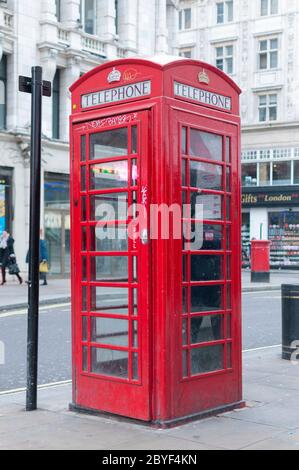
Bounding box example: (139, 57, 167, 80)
(69, 56, 241, 94)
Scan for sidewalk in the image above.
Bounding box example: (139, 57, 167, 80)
(0, 278, 71, 311)
(0, 346, 298, 450)
(0, 271, 298, 311)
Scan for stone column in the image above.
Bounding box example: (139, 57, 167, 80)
(40, 48, 58, 138)
(96, 0, 117, 57)
(118, 0, 138, 53)
(59, 55, 81, 142)
(156, 0, 168, 54)
(60, 0, 80, 28)
(41, 0, 57, 22)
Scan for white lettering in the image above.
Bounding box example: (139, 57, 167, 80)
(174, 81, 232, 111)
(81, 80, 151, 108)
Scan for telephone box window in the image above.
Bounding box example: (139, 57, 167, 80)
(191, 193, 222, 220)
(91, 348, 128, 378)
(90, 256, 128, 282)
(90, 286, 129, 315)
(191, 285, 223, 313)
(91, 317, 129, 347)
(90, 193, 128, 221)
(90, 161, 128, 190)
(90, 225, 128, 252)
(190, 161, 223, 191)
(82, 347, 88, 372)
(191, 344, 224, 375)
(90, 128, 128, 159)
(190, 129, 222, 161)
(82, 317, 88, 342)
(191, 315, 224, 344)
(191, 255, 223, 281)
(82, 286, 87, 312)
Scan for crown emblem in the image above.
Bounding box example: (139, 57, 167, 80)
(108, 67, 122, 83)
(198, 69, 210, 84)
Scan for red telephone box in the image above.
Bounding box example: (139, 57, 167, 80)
(69, 57, 243, 426)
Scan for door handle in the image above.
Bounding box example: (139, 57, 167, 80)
(140, 228, 149, 245)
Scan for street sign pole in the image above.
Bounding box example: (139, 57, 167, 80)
(19, 67, 51, 411)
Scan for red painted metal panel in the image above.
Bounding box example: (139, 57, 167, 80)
(251, 240, 271, 272)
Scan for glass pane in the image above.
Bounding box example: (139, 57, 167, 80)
(90, 193, 128, 221)
(91, 347, 128, 378)
(226, 255, 231, 279)
(184, 223, 223, 251)
(90, 225, 128, 252)
(182, 159, 187, 185)
(182, 350, 188, 377)
(261, 0, 268, 15)
(82, 346, 88, 372)
(182, 127, 187, 154)
(227, 285, 231, 309)
(191, 193, 222, 220)
(182, 318, 188, 345)
(216, 47, 223, 58)
(82, 256, 87, 281)
(190, 129, 222, 161)
(259, 40, 268, 51)
(132, 126, 137, 154)
(190, 162, 222, 191)
(242, 163, 257, 187)
(191, 285, 223, 312)
(216, 59, 224, 71)
(227, 0, 233, 21)
(182, 287, 188, 313)
(226, 137, 230, 162)
(184, 8, 191, 29)
(226, 167, 231, 191)
(270, 38, 278, 50)
(82, 316, 88, 342)
(191, 255, 223, 281)
(259, 107, 267, 122)
(90, 286, 129, 315)
(132, 321, 138, 347)
(81, 197, 87, 221)
(259, 162, 271, 185)
(294, 161, 299, 184)
(81, 135, 86, 162)
(90, 161, 128, 190)
(191, 344, 224, 375)
(132, 352, 138, 380)
(227, 342, 232, 368)
(90, 128, 128, 159)
(259, 53, 267, 69)
(272, 161, 291, 185)
(191, 315, 224, 343)
(182, 255, 188, 281)
(226, 196, 231, 220)
(82, 286, 87, 312)
(81, 166, 86, 191)
(132, 289, 138, 315)
(82, 226, 87, 251)
(90, 256, 128, 282)
(269, 106, 277, 121)
(227, 315, 232, 338)
(270, 51, 277, 68)
(131, 159, 138, 186)
(91, 317, 128, 347)
(271, 0, 278, 14)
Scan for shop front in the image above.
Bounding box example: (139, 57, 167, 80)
(0, 167, 12, 234)
(242, 187, 299, 269)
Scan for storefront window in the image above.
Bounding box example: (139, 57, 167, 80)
(269, 212, 299, 268)
(259, 162, 271, 186)
(241, 213, 250, 267)
(242, 163, 257, 187)
(0, 168, 12, 234)
(293, 161, 299, 185)
(272, 161, 291, 185)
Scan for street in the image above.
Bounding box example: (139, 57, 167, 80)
(0, 290, 282, 392)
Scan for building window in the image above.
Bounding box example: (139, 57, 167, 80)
(294, 161, 299, 185)
(272, 161, 291, 185)
(0, 55, 7, 130)
(55, 0, 61, 21)
(80, 0, 96, 35)
(259, 162, 271, 186)
(216, 45, 233, 74)
(179, 8, 192, 30)
(258, 38, 278, 70)
(258, 94, 277, 122)
(216, 1, 233, 24)
(52, 70, 60, 140)
(261, 0, 278, 16)
(242, 163, 257, 187)
(115, 0, 119, 35)
(179, 48, 192, 58)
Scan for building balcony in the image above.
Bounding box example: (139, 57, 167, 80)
(0, 6, 14, 53)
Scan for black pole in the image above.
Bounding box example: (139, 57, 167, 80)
(26, 66, 43, 411)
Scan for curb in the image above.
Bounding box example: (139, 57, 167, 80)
(0, 296, 71, 313)
(242, 285, 281, 293)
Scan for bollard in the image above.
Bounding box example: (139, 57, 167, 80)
(281, 284, 299, 360)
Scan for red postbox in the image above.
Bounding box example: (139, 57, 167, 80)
(69, 57, 243, 426)
(251, 240, 271, 283)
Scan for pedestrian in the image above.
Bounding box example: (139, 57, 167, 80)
(0, 231, 23, 285)
(26, 229, 49, 286)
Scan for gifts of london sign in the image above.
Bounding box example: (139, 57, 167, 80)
(81, 80, 151, 109)
(174, 81, 232, 111)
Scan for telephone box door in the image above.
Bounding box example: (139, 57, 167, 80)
(71, 111, 152, 421)
(171, 108, 242, 418)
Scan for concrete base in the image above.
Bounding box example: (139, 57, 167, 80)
(251, 271, 270, 283)
(69, 400, 246, 429)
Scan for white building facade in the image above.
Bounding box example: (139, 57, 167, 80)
(0, 0, 179, 274)
(177, 0, 299, 268)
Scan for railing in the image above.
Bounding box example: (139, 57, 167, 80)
(58, 26, 70, 45)
(81, 33, 106, 56)
(117, 47, 128, 58)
